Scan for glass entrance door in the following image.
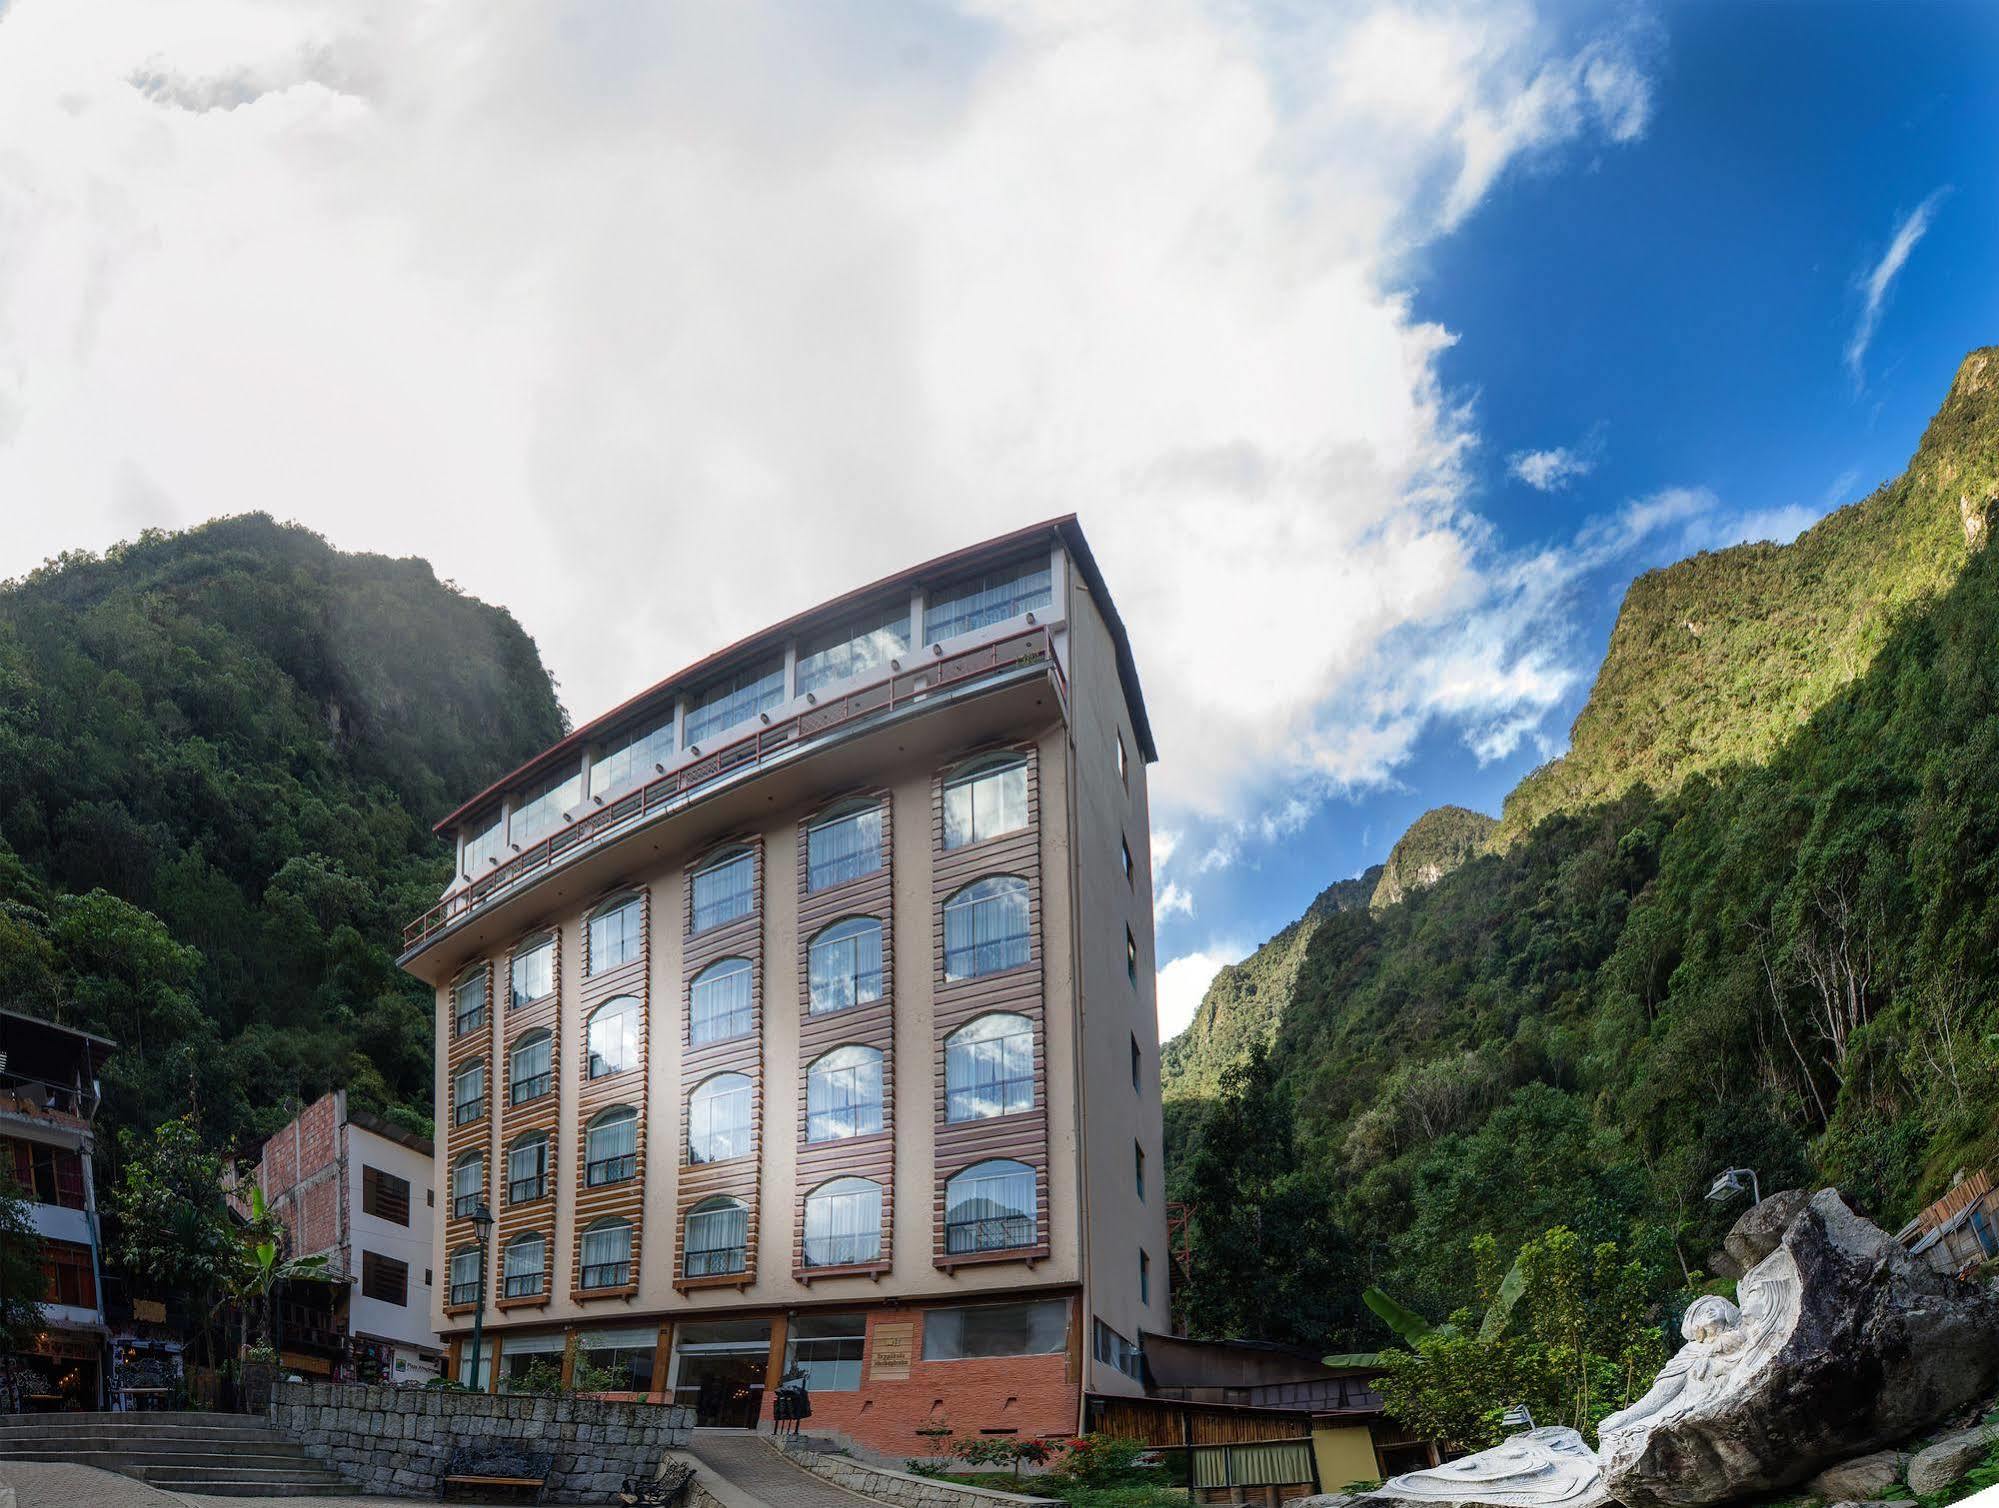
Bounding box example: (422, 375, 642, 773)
(671, 1320, 771, 1429)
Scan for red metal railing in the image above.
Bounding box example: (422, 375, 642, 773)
(404, 625, 1064, 951)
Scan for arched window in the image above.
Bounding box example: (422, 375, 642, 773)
(588, 893, 644, 975)
(806, 801, 883, 891)
(451, 1151, 485, 1220)
(944, 1159, 1036, 1254)
(509, 1030, 552, 1105)
(806, 1046, 883, 1143)
(507, 1131, 549, 1204)
(502, 1230, 546, 1298)
(509, 933, 555, 1008)
(690, 847, 754, 932)
(944, 1013, 1034, 1122)
(452, 1060, 486, 1125)
(452, 970, 486, 1036)
(803, 1177, 882, 1268)
(942, 876, 1030, 980)
(942, 755, 1028, 850)
(685, 1196, 748, 1277)
(807, 918, 883, 1014)
(587, 996, 639, 1078)
(687, 1073, 752, 1165)
(580, 1218, 633, 1290)
(585, 1106, 639, 1186)
(447, 1247, 481, 1306)
(689, 958, 753, 1045)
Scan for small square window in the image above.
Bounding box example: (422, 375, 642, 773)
(1125, 926, 1137, 985)
(1121, 835, 1133, 885)
(1130, 1033, 1141, 1092)
(1135, 1141, 1145, 1201)
(1140, 1249, 1151, 1306)
(1117, 731, 1128, 786)
(425, 1269, 433, 1286)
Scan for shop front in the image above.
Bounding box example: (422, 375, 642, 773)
(670, 1319, 771, 1428)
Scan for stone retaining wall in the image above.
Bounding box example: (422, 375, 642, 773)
(780, 1438, 1062, 1508)
(269, 1380, 694, 1503)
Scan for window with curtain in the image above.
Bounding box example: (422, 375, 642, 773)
(797, 603, 910, 695)
(579, 1326, 658, 1393)
(508, 1133, 549, 1204)
(588, 894, 643, 974)
(944, 1013, 1034, 1122)
(944, 1159, 1037, 1254)
(807, 918, 883, 1014)
(786, 1314, 866, 1392)
(509, 1031, 552, 1104)
(803, 1177, 882, 1268)
(942, 756, 1028, 850)
(509, 764, 583, 848)
(920, 1299, 1068, 1360)
(689, 958, 753, 1044)
(685, 658, 785, 746)
(806, 804, 882, 890)
(942, 876, 1030, 980)
(452, 1061, 485, 1125)
(448, 1248, 481, 1306)
(580, 1220, 633, 1289)
(587, 997, 639, 1078)
(498, 1331, 567, 1392)
(591, 716, 675, 801)
(806, 1045, 883, 1143)
(923, 556, 1053, 642)
(501, 1232, 545, 1298)
(453, 972, 486, 1036)
(687, 1074, 752, 1164)
(585, 1106, 638, 1186)
(510, 934, 554, 1007)
(684, 1197, 748, 1276)
(451, 1153, 484, 1220)
(690, 849, 754, 931)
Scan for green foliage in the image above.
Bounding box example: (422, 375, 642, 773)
(0, 1175, 46, 1352)
(1164, 350, 1999, 1349)
(1372, 806, 1498, 913)
(508, 1357, 565, 1397)
(0, 514, 562, 1154)
(110, 1116, 242, 1365)
(1058, 1435, 1148, 1486)
(949, 1435, 1058, 1480)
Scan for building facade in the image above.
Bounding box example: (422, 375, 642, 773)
(252, 1090, 443, 1383)
(0, 1008, 113, 1409)
(399, 519, 1168, 1456)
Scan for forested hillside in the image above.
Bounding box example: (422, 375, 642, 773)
(1166, 348, 1999, 1348)
(0, 515, 563, 1156)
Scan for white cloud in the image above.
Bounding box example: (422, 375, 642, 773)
(1156, 943, 1251, 1041)
(1508, 445, 1593, 491)
(1154, 880, 1194, 922)
(0, 0, 1655, 879)
(1846, 188, 1949, 385)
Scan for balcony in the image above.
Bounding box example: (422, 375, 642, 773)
(403, 624, 1065, 955)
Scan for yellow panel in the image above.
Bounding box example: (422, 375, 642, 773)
(1312, 1424, 1381, 1493)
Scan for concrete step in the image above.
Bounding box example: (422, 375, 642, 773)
(0, 1419, 281, 1441)
(141, 1479, 361, 1498)
(0, 1447, 329, 1471)
(131, 1462, 351, 1484)
(0, 1432, 301, 1452)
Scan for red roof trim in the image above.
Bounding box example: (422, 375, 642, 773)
(434, 515, 1155, 834)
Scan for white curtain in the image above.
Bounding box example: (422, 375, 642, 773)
(589, 897, 644, 972)
(808, 919, 882, 1012)
(690, 959, 753, 1044)
(807, 1047, 883, 1142)
(945, 1014, 1033, 1121)
(686, 1201, 748, 1275)
(807, 808, 882, 889)
(943, 877, 1030, 979)
(804, 1179, 881, 1266)
(688, 1075, 751, 1163)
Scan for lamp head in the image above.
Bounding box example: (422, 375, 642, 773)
(471, 1200, 494, 1237)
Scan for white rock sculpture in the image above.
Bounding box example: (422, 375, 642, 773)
(1372, 1428, 1605, 1508)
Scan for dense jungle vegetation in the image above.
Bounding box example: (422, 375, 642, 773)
(1167, 348, 1999, 1350)
(0, 515, 563, 1159)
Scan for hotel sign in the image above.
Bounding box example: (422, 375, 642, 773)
(870, 1321, 914, 1380)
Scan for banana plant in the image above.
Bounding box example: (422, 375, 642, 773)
(227, 1184, 331, 1358)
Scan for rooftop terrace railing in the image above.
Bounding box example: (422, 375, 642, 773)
(405, 624, 1064, 952)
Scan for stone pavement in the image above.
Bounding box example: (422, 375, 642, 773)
(0, 1459, 529, 1508)
(686, 1431, 877, 1508)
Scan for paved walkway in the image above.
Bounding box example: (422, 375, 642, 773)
(0, 1459, 528, 1508)
(685, 1431, 876, 1508)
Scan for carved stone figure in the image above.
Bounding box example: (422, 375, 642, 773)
(1372, 1428, 1605, 1508)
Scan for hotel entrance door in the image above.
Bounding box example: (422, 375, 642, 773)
(671, 1320, 771, 1429)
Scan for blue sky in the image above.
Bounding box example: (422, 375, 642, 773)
(0, 1, 1991, 1040)
(1156, 0, 1999, 1028)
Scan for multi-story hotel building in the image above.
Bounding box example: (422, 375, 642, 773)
(399, 519, 1167, 1455)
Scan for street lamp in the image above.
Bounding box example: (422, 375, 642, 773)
(1706, 1168, 1761, 1208)
(466, 1201, 495, 1392)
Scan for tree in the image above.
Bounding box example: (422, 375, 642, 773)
(110, 1116, 241, 1370)
(226, 1183, 330, 1358)
(0, 1174, 47, 1354)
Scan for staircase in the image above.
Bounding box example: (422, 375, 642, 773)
(0, 1411, 360, 1496)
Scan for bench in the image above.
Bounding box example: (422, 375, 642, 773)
(620, 1459, 696, 1507)
(439, 1446, 554, 1503)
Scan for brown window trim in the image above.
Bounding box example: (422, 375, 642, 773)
(792, 1261, 890, 1285)
(934, 1245, 1051, 1274)
(496, 1293, 550, 1312)
(571, 1282, 641, 1303)
(442, 1301, 480, 1320)
(673, 1272, 754, 1295)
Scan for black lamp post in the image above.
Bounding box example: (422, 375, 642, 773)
(466, 1201, 494, 1392)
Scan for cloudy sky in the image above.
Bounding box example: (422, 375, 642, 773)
(1, 0, 1993, 1039)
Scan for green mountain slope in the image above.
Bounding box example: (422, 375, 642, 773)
(1370, 805, 1497, 912)
(0, 514, 563, 1151)
(1165, 347, 1999, 1344)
